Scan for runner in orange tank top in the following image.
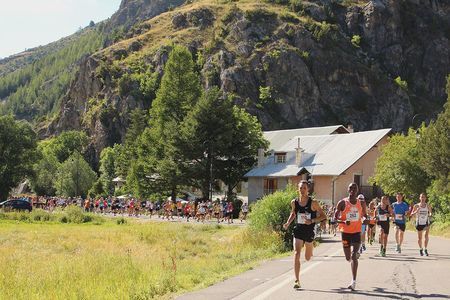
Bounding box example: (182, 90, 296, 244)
(334, 183, 367, 291)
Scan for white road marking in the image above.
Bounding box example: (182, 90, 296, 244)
(232, 246, 343, 300)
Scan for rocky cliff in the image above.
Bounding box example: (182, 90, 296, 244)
(49, 0, 450, 164)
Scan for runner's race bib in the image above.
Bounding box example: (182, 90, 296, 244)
(297, 213, 311, 224)
(395, 214, 403, 221)
(378, 214, 388, 221)
(418, 212, 428, 225)
(347, 211, 359, 222)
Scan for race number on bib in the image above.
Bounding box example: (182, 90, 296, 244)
(395, 214, 403, 221)
(297, 213, 311, 224)
(418, 212, 428, 225)
(378, 214, 388, 221)
(347, 212, 359, 222)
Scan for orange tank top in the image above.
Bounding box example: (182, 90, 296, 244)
(339, 198, 363, 234)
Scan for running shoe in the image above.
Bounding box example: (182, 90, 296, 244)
(293, 280, 301, 289)
(362, 244, 366, 251)
(398, 246, 401, 254)
(395, 244, 400, 252)
(420, 249, 424, 256)
(348, 281, 356, 291)
(381, 248, 386, 257)
(424, 249, 429, 256)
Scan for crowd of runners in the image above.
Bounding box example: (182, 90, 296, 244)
(284, 180, 433, 291)
(7, 195, 250, 224)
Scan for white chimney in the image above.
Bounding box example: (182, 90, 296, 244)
(295, 138, 303, 165)
(257, 148, 265, 167)
(347, 123, 354, 133)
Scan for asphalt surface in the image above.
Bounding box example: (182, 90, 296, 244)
(177, 230, 450, 300)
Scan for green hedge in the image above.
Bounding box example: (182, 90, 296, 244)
(248, 185, 297, 250)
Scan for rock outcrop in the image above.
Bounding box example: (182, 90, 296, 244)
(50, 0, 450, 165)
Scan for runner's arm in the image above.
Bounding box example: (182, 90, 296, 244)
(361, 201, 369, 224)
(308, 201, 326, 225)
(334, 200, 346, 224)
(283, 200, 296, 230)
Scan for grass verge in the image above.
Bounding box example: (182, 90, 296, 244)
(0, 218, 284, 299)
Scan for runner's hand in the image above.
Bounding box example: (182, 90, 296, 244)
(283, 223, 289, 230)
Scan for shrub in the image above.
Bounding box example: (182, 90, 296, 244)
(116, 217, 127, 225)
(244, 9, 277, 23)
(351, 34, 361, 47)
(30, 209, 54, 222)
(394, 76, 408, 90)
(62, 205, 96, 224)
(289, 0, 304, 13)
(280, 11, 300, 24)
(248, 185, 297, 249)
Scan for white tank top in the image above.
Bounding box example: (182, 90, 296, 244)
(416, 204, 429, 226)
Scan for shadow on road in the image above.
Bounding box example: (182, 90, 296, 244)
(303, 287, 450, 299)
(368, 256, 421, 262)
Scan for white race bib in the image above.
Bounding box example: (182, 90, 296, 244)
(418, 212, 428, 225)
(378, 214, 388, 221)
(395, 214, 403, 221)
(347, 212, 360, 222)
(297, 213, 311, 224)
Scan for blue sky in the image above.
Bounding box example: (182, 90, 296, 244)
(0, 0, 122, 58)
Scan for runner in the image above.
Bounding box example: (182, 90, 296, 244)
(392, 192, 410, 253)
(334, 183, 367, 291)
(240, 203, 249, 222)
(283, 180, 326, 289)
(411, 193, 433, 256)
(376, 195, 393, 257)
(327, 206, 337, 236)
(367, 199, 377, 245)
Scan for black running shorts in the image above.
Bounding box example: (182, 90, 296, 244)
(378, 221, 390, 235)
(293, 226, 315, 243)
(394, 222, 406, 232)
(341, 232, 361, 248)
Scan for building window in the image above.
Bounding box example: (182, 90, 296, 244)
(275, 153, 286, 163)
(353, 174, 362, 191)
(264, 178, 278, 195)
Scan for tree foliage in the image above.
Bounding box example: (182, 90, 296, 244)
(0, 28, 105, 121)
(371, 129, 431, 198)
(417, 75, 450, 218)
(142, 45, 201, 199)
(0, 116, 38, 201)
(54, 151, 97, 198)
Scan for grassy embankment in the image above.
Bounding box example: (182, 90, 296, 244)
(0, 209, 284, 299)
(406, 219, 450, 239)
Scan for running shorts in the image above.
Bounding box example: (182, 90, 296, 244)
(378, 221, 390, 235)
(394, 222, 406, 232)
(341, 232, 361, 248)
(416, 224, 428, 231)
(293, 226, 315, 243)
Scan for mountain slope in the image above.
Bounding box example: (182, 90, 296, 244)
(48, 0, 449, 163)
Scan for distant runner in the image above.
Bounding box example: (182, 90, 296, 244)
(283, 180, 326, 289)
(334, 183, 367, 291)
(376, 195, 393, 257)
(392, 192, 410, 253)
(411, 193, 432, 256)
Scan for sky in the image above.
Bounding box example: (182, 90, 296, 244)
(0, 0, 122, 59)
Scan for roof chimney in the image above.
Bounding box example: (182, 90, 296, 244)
(347, 123, 354, 133)
(295, 138, 303, 165)
(257, 148, 265, 167)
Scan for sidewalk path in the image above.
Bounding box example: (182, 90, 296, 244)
(177, 231, 450, 300)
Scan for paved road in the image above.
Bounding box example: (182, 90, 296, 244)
(177, 231, 450, 299)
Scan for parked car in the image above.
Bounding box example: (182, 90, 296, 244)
(0, 199, 32, 212)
